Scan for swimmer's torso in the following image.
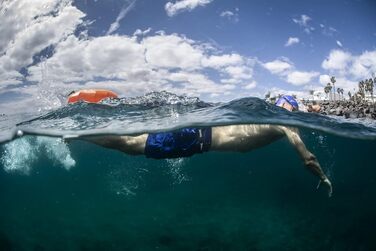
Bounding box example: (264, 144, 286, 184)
(86, 124, 287, 155)
(210, 124, 285, 152)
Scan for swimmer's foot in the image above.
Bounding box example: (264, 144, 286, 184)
(62, 135, 80, 144)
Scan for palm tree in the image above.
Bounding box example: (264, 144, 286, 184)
(365, 78, 374, 104)
(324, 83, 333, 100)
(315, 92, 322, 101)
(309, 90, 314, 101)
(336, 88, 344, 100)
(264, 91, 271, 101)
(330, 76, 336, 101)
(364, 79, 369, 101)
(341, 88, 344, 100)
(325, 83, 332, 101)
(371, 74, 376, 106)
(358, 80, 365, 102)
(371, 78, 374, 104)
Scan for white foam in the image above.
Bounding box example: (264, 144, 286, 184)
(1, 137, 38, 174)
(36, 137, 76, 170)
(1, 136, 76, 174)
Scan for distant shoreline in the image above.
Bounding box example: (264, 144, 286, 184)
(302, 100, 376, 120)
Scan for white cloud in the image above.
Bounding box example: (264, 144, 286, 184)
(0, 0, 62, 54)
(322, 49, 376, 79)
(286, 71, 319, 86)
(285, 37, 300, 47)
(27, 35, 147, 82)
(220, 11, 234, 18)
(292, 14, 314, 34)
(106, 0, 136, 35)
(349, 50, 376, 79)
(243, 81, 257, 90)
(220, 78, 239, 84)
(220, 9, 239, 23)
(332, 77, 358, 93)
(293, 14, 311, 26)
(0, 0, 256, 115)
(23, 31, 257, 103)
(142, 34, 204, 70)
(322, 49, 352, 71)
(336, 40, 343, 47)
(319, 74, 331, 85)
(318, 49, 376, 96)
(223, 65, 253, 80)
(263, 57, 319, 86)
(165, 0, 213, 17)
(133, 28, 152, 37)
(262, 59, 293, 75)
(0, 0, 85, 81)
(202, 54, 243, 69)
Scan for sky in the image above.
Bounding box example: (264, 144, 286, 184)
(0, 0, 375, 113)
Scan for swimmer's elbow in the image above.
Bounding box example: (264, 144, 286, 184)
(304, 154, 317, 167)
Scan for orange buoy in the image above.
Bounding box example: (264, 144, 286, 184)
(67, 89, 118, 104)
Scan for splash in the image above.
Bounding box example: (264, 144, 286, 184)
(1, 137, 39, 174)
(1, 136, 76, 174)
(102, 91, 205, 106)
(37, 137, 76, 170)
(36, 59, 66, 112)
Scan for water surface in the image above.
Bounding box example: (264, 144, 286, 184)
(1, 92, 375, 250)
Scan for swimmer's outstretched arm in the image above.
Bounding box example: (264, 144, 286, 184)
(281, 127, 333, 197)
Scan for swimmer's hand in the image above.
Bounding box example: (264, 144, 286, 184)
(317, 178, 333, 197)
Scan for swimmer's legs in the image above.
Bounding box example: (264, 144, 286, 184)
(78, 134, 148, 155)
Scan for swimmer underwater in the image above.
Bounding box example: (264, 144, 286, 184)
(69, 91, 333, 197)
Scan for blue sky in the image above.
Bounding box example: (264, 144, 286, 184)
(0, 0, 375, 113)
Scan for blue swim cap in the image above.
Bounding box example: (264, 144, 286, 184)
(275, 95, 299, 110)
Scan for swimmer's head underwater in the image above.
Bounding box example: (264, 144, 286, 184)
(67, 91, 333, 197)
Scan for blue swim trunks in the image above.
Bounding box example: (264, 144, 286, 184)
(144, 127, 212, 159)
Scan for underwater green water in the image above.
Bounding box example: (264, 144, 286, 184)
(1, 129, 375, 251)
